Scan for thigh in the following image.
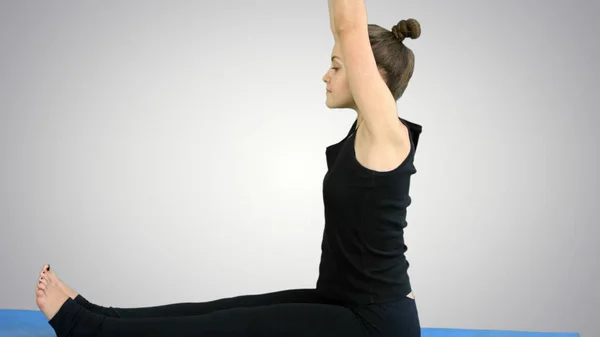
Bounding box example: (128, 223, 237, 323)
(99, 302, 369, 337)
(87, 288, 325, 318)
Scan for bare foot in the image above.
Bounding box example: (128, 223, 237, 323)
(36, 266, 69, 321)
(40, 264, 79, 299)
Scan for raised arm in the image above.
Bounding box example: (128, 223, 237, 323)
(328, 0, 336, 34)
(328, 0, 401, 137)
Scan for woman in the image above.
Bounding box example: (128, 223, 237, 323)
(35, 1, 423, 336)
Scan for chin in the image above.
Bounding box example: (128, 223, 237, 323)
(325, 99, 346, 109)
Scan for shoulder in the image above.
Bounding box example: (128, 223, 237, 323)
(354, 118, 411, 173)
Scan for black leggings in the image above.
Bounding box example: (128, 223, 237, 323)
(48, 288, 421, 337)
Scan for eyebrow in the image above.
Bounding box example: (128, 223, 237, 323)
(331, 56, 341, 62)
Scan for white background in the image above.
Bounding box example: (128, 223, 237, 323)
(1, 1, 598, 336)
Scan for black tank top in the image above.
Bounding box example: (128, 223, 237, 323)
(315, 117, 422, 305)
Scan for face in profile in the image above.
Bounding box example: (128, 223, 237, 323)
(322, 43, 355, 110)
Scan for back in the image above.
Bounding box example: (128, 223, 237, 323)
(316, 117, 422, 305)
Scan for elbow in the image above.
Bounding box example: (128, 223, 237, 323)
(333, 22, 358, 35)
(333, 22, 360, 40)
(332, 2, 367, 35)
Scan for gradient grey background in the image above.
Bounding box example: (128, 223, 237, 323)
(1, 1, 598, 336)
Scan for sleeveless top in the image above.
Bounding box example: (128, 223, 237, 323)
(315, 117, 422, 305)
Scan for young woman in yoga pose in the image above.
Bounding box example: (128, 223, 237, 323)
(35, 1, 423, 336)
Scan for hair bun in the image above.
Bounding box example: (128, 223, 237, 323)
(392, 18, 421, 42)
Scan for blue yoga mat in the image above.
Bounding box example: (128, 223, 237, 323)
(0, 309, 580, 337)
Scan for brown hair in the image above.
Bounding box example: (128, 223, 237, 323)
(368, 18, 421, 100)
